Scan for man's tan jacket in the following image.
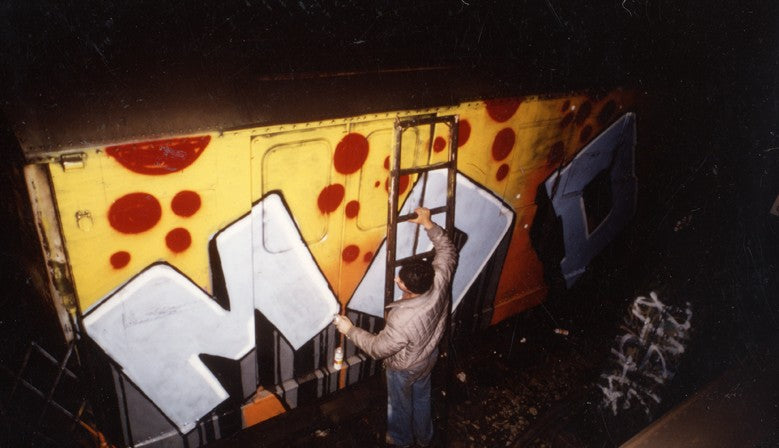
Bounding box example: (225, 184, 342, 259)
(347, 223, 457, 379)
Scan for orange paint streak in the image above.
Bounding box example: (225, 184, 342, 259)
(241, 389, 286, 427)
(339, 362, 347, 389)
(491, 168, 553, 325)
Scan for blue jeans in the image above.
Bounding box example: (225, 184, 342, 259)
(385, 363, 434, 447)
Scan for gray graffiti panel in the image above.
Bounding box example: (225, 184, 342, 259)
(347, 169, 514, 317)
(545, 113, 637, 286)
(112, 367, 183, 448)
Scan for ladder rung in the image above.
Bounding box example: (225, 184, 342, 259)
(393, 250, 435, 267)
(397, 160, 452, 176)
(397, 206, 447, 223)
(397, 115, 456, 130)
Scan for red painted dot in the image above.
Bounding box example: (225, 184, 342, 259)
(345, 200, 360, 218)
(317, 184, 345, 214)
(334, 133, 369, 174)
(106, 136, 210, 175)
(342, 245, 360, 262)
(575, 101, 593, 125)
(166, 228, 191, 253)
(458, 120, 471, 147)
(374, 180, 380, 188)
(171, 190, 201, 217)
(491, 128, 515, 161)
(363, 251, 374, 263)
(433, 136, 446, 153)
(548, 141, 565, 166)
(560, 112, 574, 128)
(399, 175, 410, 194)
(110, 251, 131, 269)
(580, 125, 593, 143)
(486, 98, 521, 122)
(383, 156, 390, 170)
(385, 175, 410, 195)
(496, 164, 509, 181)
(108, 192, 162, 234)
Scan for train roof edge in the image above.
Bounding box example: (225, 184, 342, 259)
(4, 64, 630, 162)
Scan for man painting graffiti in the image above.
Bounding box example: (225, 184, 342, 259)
(334, 207, 457, 447)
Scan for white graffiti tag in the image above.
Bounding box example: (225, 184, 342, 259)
(598, 292, 692, 417)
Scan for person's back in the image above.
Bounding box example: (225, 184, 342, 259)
(334, 207, 457, 447)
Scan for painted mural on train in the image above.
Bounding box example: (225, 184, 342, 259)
(47, 91, 637, 446)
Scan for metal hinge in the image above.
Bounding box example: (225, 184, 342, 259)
(60, 152, 86, 171)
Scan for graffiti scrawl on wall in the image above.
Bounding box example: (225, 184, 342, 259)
(599, 292, 693, 417)
(43, 91, 638, 446)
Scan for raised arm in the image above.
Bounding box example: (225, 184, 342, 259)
(409, 207, 457, 283)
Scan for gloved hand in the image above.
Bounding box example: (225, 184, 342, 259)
(333, 314, 353, 335)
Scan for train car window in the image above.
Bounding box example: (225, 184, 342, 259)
(260, 138, 332, 250)
(352, 123, 423, 231)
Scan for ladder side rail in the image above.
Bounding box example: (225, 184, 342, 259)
(384, 122, 405, 316)
(440, 116, 459, 448)
(411, 121, 437, 256)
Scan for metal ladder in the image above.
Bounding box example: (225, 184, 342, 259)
(384, 114, 459, 313)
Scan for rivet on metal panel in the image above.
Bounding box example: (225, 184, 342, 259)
(75, 210, 93, 231)
(60, 152, 86, 171)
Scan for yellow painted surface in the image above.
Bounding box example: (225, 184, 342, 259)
(48, 91, 634, 320)
(50, 132, 252, 310)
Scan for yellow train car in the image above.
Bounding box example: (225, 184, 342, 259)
(11, 75, 637, 446)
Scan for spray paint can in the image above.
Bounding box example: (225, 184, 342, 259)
(333, 347, 344, 371)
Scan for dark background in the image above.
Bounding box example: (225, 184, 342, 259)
(0, 0, 776, 446)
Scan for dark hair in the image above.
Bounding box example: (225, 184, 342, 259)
(398, 259, 434, 294)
